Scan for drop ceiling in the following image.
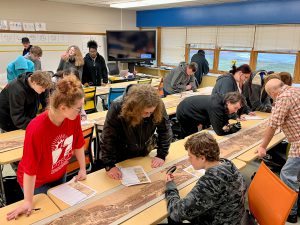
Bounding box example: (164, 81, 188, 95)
(42, 0, 248, 10)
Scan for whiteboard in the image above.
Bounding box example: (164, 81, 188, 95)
(0, 32, 106, 85)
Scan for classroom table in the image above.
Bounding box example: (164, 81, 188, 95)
(0, 194, 60, 225)
(44, 113, 275, 225)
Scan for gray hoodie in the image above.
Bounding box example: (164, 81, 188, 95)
(163, 62, 197, 95)
(165, 158, 246, 225)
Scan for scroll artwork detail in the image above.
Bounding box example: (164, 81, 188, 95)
(35, 120, 271, 225)
(0, 136, 24, 153)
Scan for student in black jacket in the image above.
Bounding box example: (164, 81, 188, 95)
(176, 92, 245, 137)
(99, 84, 172, 180)
(190, 50, 209, 86)
(0, 71, 52, 132)
(82, 40, 108, 86)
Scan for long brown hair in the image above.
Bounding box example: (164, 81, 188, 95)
(120, 84, 164, 127)
(62, 45, 84, 67)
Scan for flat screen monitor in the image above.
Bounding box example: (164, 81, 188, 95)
(106, 30, 156, 62)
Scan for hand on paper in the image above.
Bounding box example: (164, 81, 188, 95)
(6, 200, 33, 221)
(186, 84, 192, 91)
(106, 167, 122, 180)
(151, 157, 165, 168)
(166, 173, 174, 183)
(248, 111, 256, 116)
(237, 115, 246, 121)
(255, 146, 267, 158)
(75, 169, 86, 182)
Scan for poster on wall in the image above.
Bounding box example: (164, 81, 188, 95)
(9, 21, 22, 31)
(0, 20, 8, 30)
(23, 22, 35, 31)
(35, 22, 47, 31)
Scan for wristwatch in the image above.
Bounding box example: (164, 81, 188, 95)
(105, 165, 114, 172)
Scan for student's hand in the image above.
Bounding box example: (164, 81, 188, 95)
(248, 111, 256, 116)
(186, 84, 192, 90)
(106, 167, 122, 180)
(101, 83, 107, 86)
(166, 173, 174, 183)
(151, 157, 165, 168)
(237, 115, 246, 121)
(255, 146, 267, 158)
(75, 169, 86, 182)
(83, 83, 89, 87)
(6, 200, 33, 220)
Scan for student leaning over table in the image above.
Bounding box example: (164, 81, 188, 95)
(176, 92, 244, 138)
(6, 75, 87, 221)
(99, 84, 173, 180)
(256, 78, 300, 224)
(0, 71, 52, 132)
(165, 132, 246, 225)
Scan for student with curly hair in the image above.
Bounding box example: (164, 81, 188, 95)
(57, 45, 84, 81)
(165, 132, 246, 225)
(82, 40, 108, 86)
(6, 75, 87, 220)
(99, 84, 172, 179)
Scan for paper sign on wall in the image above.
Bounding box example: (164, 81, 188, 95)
(0, 20, 8, 30)
(35, 22, 47, 31)
(23, 22, 35, 31)
(9, 21, 22, 31)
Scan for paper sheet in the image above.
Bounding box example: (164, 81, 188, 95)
(183, 165, 205, 178)
(49, 178, 96, 206)
(244, 115, 263, 120)
(120, 166, 151, 186)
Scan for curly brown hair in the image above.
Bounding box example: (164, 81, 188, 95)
(120, 84, 164, 127)
(50, 75, 84, 109)
(30, 71, 52, 89)
(184, 132, 220, 161)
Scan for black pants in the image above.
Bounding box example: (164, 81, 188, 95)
(177, 117, 198, 138)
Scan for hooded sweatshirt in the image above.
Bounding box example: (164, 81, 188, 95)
(166, 158, 246, 225)
(0, 72, 39, 131)
(190, 51, 209, 85)
(163, 62, 197, 94)
(6, 56, 35, 83)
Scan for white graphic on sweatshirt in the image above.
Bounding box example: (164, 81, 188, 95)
(51, 134, 74, 174)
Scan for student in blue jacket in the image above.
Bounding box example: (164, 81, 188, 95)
(7, 55, 35, 83)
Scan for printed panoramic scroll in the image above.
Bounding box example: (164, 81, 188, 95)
(0, 136, 24, 153)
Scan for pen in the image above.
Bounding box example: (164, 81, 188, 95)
(32, 208, 41, 211)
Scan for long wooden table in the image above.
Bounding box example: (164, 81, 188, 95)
(0, 194, 60, 225)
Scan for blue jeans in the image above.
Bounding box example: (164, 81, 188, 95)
(22, 174, 67, 195)
(280, 157, 300, 215)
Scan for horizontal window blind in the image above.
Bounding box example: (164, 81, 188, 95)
(186, 27, 217, 48)
(161, 27, 186, 65)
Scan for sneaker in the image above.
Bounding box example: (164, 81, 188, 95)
(287, 214, 298, 223)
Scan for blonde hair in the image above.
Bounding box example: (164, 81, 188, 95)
(120, 85, 164, 127)
(62, 45, 84, 67)
(50, 75, 84, 109)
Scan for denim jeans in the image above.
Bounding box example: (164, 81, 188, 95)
(32, 174, 67, 195)
(280, 157, 300, 215)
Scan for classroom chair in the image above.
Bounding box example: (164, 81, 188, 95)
(107, 62, 120, 75)
(137, 78, 152, 84)
(66, 126, 94, 180)
(106, 87, 126, 109)
(247, 161, 297, 225)
(91, 123, 105, 171)
(83, 86, 97, 114)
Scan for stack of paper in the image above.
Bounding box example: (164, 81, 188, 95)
(49, 179, 96, 206)
(120, 166, 151, 186)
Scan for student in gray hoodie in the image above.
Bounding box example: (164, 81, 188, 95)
(163, 62, 197, 96)
(165, 132, 246, 225)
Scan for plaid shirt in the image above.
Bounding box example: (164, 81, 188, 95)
(268, 85, 300, 157)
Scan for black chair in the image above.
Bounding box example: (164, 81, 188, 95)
(93, 123, 105, 171)
(107, 62, 120, 75)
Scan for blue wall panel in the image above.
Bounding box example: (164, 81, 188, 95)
(136, 0, 300, 27)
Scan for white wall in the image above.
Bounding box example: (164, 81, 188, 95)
(0, 0, 137, 85)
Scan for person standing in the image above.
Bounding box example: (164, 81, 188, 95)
(24, 46, 43, 70)
(6, 75, 87, 220)
(57, 45, 84, 81)
(0, 71, 52, 132)
(99, 84, 172, 179)
(82, 40, 108, 86)
(190, 50, 209, 86)
(163, 62, 197, 96)
(256, 78, 300, 223)
(165, 132, 246, 224)
(22, 37, 32, 56)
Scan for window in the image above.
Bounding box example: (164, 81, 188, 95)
(256, 53, 296, 76)
(189, 49, 214, 68)
(218, 51, 251, 72)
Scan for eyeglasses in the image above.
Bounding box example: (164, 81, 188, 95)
(72, 107, 82, 113)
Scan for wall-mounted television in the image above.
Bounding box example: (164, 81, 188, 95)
(106, 30, 156, 62)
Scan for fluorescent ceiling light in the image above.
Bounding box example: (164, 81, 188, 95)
(110, 0, 196, 8)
